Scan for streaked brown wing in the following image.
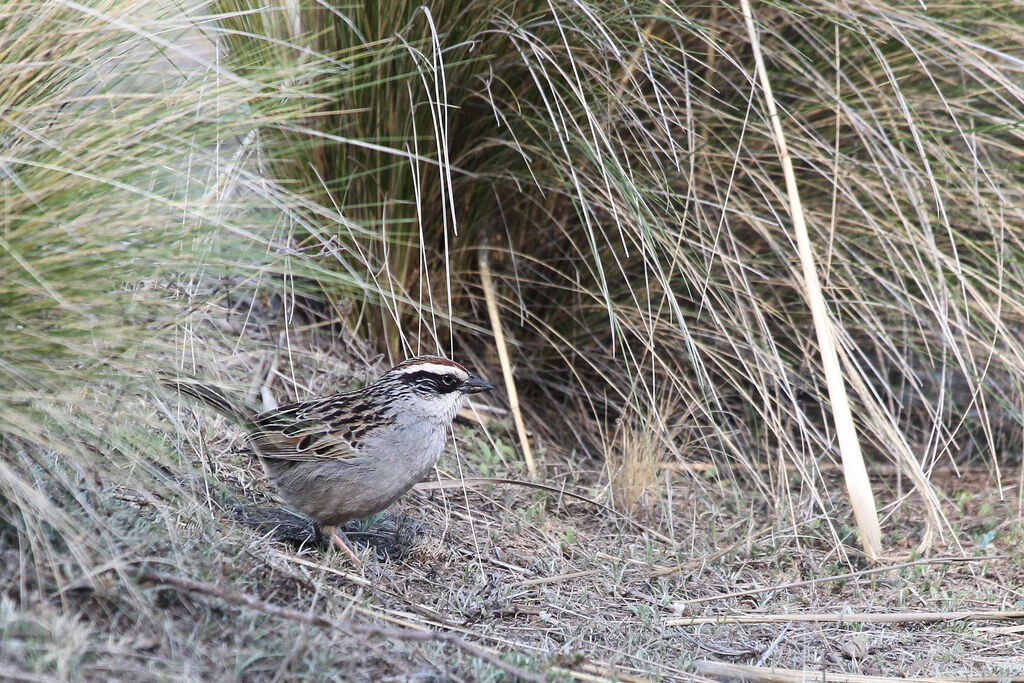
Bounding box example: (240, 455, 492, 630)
(248, 400, 358, 462)
(247, 428, 357, 461)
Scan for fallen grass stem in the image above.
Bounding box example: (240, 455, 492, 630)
(271, 549, 372, 587)
(649, 525, 777, 577)
(668, 608, 1024, 627)
(979, 624, 1024, 635)
(514, 569, 603, 588)
(136, 570, 544, 682)
(416, 477, 676, 545)
(693, 660, 1017, 683)
(0, 664, 63, 683)
(313, 579, 545, 653)
(551, 661, 675, 683)
(682, 555, 1003, 606)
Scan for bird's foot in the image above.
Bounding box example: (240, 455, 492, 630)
(322, 524, 363, 568)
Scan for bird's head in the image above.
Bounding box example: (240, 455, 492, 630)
(378, 355, 493, 422)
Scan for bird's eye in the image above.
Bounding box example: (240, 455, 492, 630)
(427, 374, 460, 394)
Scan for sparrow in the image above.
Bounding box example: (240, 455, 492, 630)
(166, 355, 493, 563)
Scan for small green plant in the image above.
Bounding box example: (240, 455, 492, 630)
(466, 435, 516, 478)
(559, 526, 579, 552)
(976, 529, 997, 549)
(521, 497, 548, 528)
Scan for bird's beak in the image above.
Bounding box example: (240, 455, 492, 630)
(460, 373, 494, 394)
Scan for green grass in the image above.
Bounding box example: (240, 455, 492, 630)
(0, 0, 331, 600)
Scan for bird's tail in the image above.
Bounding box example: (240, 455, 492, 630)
(161, 374, 254, 424)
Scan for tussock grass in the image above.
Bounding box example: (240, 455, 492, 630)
(0, 0, 321, 619)
(208, 0, 1024, 551)
(606, 411, 666, 518)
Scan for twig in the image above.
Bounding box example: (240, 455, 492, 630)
(515, 569, 603, 588)
(756, 623, 789, 666)
(739, 0, 882, 562)
(415, 476, 676, 546)
(478, 249, 537, 478)
(137, 570, 542, 682)
(681, 554, 1003, 606)
(668, 608, 1024, 627)
(693, 660, 1018, 683)
(272, 549, 371, 587)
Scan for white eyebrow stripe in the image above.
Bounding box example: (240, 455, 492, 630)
(394, 362, 468, 378)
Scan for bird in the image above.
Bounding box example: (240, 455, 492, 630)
(165, 355, 493, 564)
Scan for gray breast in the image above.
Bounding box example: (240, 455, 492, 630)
(261, 421, 449, 526)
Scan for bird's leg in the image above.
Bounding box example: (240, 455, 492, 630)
(322, 524, 363, 567)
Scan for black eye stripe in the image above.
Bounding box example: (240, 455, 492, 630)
(402, 370, 461, 394)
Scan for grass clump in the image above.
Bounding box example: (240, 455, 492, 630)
(0, 0, 314, 635)
(209, 0, 1024, 548)
(0, 2, 552, 678)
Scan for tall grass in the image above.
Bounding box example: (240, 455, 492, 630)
(210, 0, 1024, 551)
(0, 0, 330, 590)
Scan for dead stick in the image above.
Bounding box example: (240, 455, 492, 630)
(668, 608, 1024, 627)
(137, 570, 542, 683)
(682, 555, 1003, 606)
(478, 249, 536, 478)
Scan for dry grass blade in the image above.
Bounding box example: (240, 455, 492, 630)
(0, 664, 63, 683)
(668, 609, 1024, 627)
(739, 0, 882, 562)
(137, 570, 543, 683)
(272, 549, 371, 587)
(479, 249, 536, 478)
(693, 660, 1016, 683)
(554, 662, 675, 683)
(838, 354, 947, 552)
(515, 569, 603, 588)
(415, 476, 677, 545)
(980, 625, 1024, 635)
